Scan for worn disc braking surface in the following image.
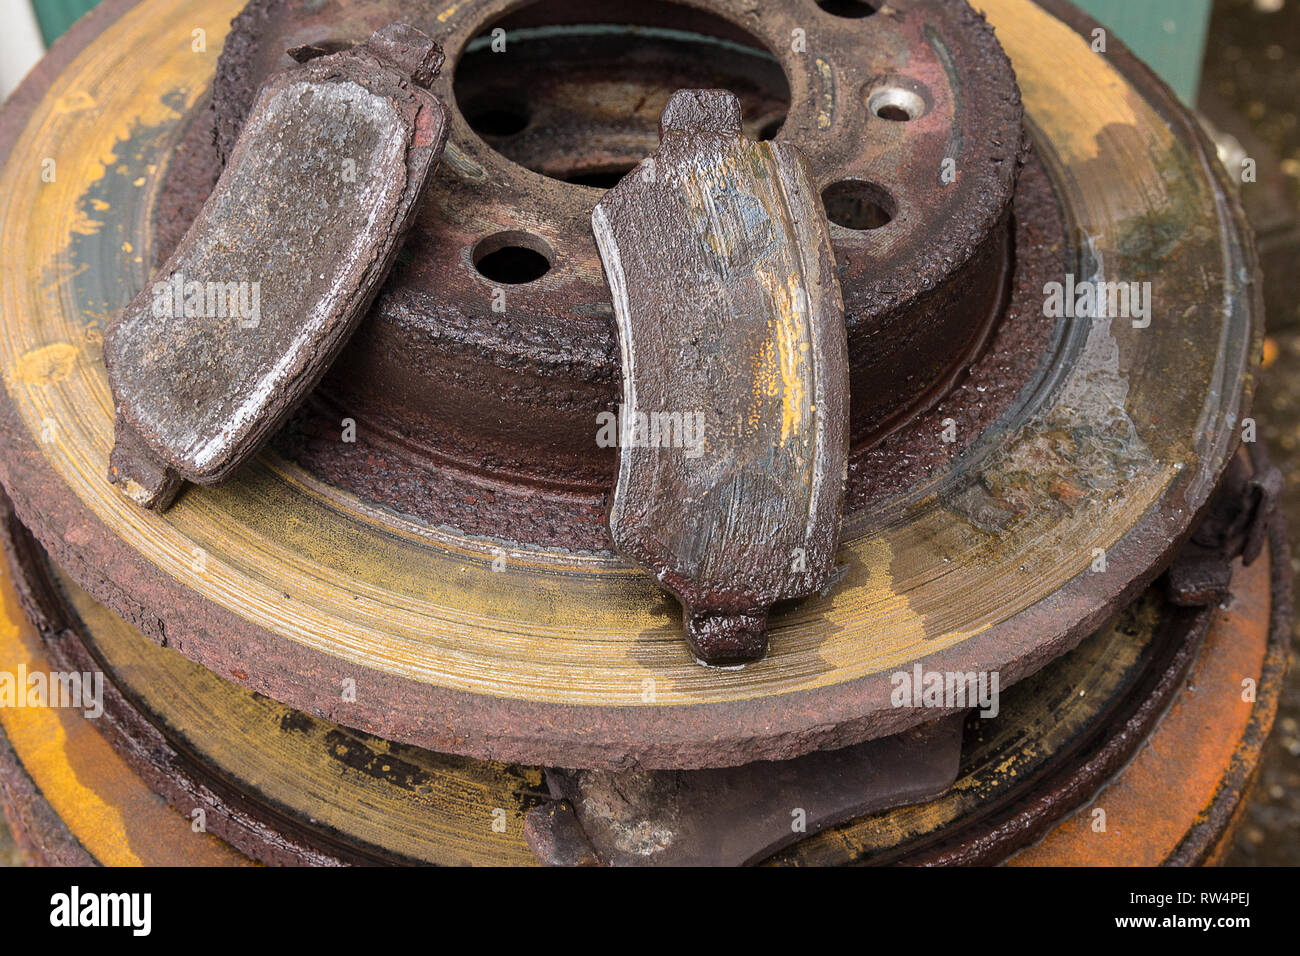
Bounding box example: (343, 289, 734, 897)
(0, 0, 1261, 769)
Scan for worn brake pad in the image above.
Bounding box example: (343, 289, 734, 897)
(104, 23, 449, 510)
(592, 89, 850, 667)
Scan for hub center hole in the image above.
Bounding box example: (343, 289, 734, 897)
(452, 0, 792, 189)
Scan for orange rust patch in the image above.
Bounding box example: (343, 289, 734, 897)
(1008, 552, 1273, 865)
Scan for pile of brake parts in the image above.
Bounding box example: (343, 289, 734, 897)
(0, 0, 1289, 866)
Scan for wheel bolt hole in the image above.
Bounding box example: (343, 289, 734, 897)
(868, 87, 926, 122)
(822, 181, 896, 231)
(473, 232, 554, 284)
(816, 0, 879, 18)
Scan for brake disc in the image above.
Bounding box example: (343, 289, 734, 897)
(2, 494, 1281, 866)
(0, 0, 1259, 772)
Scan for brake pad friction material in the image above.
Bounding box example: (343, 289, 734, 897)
(592, 89, 850, 667)
(104, 24, 449, 510)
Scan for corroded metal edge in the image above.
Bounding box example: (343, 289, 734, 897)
(531, 715, 960, 866)
(0, 515, 352, 865)
(1165, 514, 1292, 866)
(885, 449, 1289, 866)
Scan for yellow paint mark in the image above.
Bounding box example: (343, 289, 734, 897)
(437, 3, 461, 22)
(814, 59, 834, 130)
(1263, 337, 1278, 368)
(51, 90, 96, 114)
(755, 270, 810, 445)
(68, 208, 103, 236)
(15, 342, 79, 385)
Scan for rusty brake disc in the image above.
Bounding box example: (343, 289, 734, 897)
(0, 0, 1260, 769)
(1, 489, 1284, 865)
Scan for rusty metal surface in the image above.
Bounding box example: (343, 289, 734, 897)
(763, 586, 1210, 864)
(900, 603, 1214, 865)
(594, 90, 848, 665)
(197, 0, 1023, 512)
(139, 0, 1029, 549)
(0, 499, 547, 865)
(1005, 517, 1290, 867)
(0, 0, 1263, 771)
(0, 490, 1286, 866)
(267, 154, 1054, 552)
(1166, 445, 1282, 608)
(522, 800, 599, 867)
(105, 24, 449, 508)
(0, 505, 250, 866)
(531, 715, 960, 866)
(0, 730, 98, 867)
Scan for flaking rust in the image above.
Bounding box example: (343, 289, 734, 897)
(528, 716, 961, 866)
(104, 23, 450, 509)
(593, 90, 849, 666)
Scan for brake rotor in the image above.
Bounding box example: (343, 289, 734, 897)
(0, 496, 1279, 868)
(0, 0, 1259, 769)
(0, 495, 1286, 866)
